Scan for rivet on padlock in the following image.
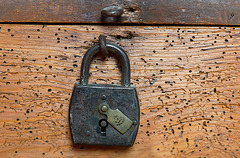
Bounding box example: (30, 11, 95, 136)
(69, 35, 140, 146)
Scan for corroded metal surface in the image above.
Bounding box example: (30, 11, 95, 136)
(69, 39, 140, 146)
(99, 102, 134, 134)
(80, 43, 131, 87)
(69, 84, 139, 146)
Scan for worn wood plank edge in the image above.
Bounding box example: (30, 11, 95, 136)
(0, 0, 240, 25)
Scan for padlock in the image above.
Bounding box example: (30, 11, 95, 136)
(69, 41, 140, 146)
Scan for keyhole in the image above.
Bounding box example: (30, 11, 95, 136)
(99, 119, 108, 136)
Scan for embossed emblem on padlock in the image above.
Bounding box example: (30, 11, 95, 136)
(69, 36, 140, 146)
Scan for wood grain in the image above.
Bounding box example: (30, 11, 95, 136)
(0, 24, 240, 158)
(0, 0, 240, 25)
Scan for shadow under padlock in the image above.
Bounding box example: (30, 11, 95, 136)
(69, 35, 140, 147)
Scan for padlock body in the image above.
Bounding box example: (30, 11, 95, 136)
(69, 83, 140, 146)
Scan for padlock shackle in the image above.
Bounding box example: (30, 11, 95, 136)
(80, 43, 131, 87)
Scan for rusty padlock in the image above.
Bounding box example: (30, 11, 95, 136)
(69, 38, 140, 146)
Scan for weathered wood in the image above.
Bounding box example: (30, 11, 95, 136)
(0, 0, 240, 25)
(0, 25, 240, 157)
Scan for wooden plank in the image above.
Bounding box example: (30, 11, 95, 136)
(0, 0, 240, 25)
(0, 24, 240, 157)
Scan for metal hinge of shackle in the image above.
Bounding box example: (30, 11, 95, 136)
(69, 35, 140, 146)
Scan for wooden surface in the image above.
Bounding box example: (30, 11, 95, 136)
(1, 0, 240, 25)
(0, 24, 240, 158)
